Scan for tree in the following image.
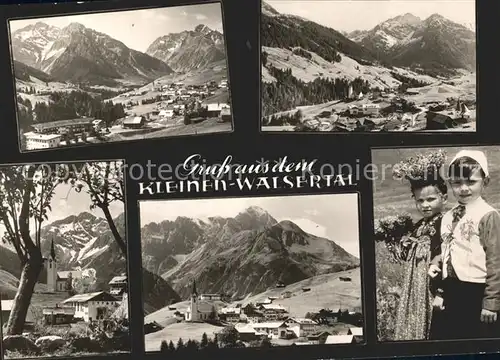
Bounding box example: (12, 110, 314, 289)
(208, 306, 217, 321)
(68, 161, 126, 255)
(160, 340, 169, 352)
(72, 268, 98, 294)
(168, 340, 175, 352)
(0, 164, 61, 334)
(200, 332, 209, 349)
(217, 325, 238, 348)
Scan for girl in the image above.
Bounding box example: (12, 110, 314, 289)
(390, 150, 448, 341)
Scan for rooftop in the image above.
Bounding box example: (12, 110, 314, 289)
(24, 132, 62, 141)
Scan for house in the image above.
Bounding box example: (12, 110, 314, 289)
(283, 318, 318, 337)
(234, 324, 267, 342)
(206, 103, 229, 117)
(426, 111, 457, 130)
(220, 107, 232, 122)
(109, 274, 127, 298)
(32, 118, 95, 135)
(159, 109, 174, 118)
(24, 132, 62, 150)
(307, 331, 331, 344)
(347, 327, 363, 342)
(241, 304, 265, 323)
(361, 103, 380, 116)
(251, 321, 292, 339)
(42, 305, 75, 325)
(281, 291, 292, 298)
(62, 291, 119, 322)
(122, 116, 145, 129)
(259, 304, 289, 320)
(354, 118, 375, 131)
(1, 300, 13, 325)
(219, 307, 241, 323)
(325, 334, 355, 344)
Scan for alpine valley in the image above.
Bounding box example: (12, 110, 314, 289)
(141, 206, 363, 349)
(261, 1, 476, 132)
(11, 19, 231, 144)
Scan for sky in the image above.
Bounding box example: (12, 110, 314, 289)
(266, 0, 476, 32)
(140, 193, 360, 257)
(9, 2, 224, 53)
(0, 167, 124, 249)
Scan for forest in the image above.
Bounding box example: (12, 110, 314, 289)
(16, 91, 126, 130)
(261, 63, 370, 116)
(261, 13, 378, 65)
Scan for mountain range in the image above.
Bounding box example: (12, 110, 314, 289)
(10, 21, 225, 86)
(262, 1, 475, 76)
(141, 205, 359, 300)
(0, 211, 179, 312)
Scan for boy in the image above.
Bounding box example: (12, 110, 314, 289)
(428, 149, 500, 340)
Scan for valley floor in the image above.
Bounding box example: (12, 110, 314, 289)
(144, 268, 362, 351)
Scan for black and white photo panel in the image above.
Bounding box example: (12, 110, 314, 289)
(139, 193, 364, 353)
(0, 160, 130, 359)
(372, 145, 500, 342)
(261, 0, 476, 133)
(9, 2, 233, 153)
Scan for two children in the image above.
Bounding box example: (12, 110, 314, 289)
(428, 150, 500, 340)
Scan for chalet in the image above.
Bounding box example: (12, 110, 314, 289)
(234, 324, 267, 342)
(55, 270, 83, 292)
(283, 318, 318, 337)
(159, 109, 174, 118)
(219, 307, 241, 323)
(24, 132, 62, 150)
(62, 291, 119, 322)
(361, 103, 380, 116)
(339, 277, 352, 282)
(307, 331, 331, 344)
(325, 334, 355, 344)
(206, 103, 229, 117)
(109, 274, 127, 298)
(354, 118, 375, 132)
(220, 107, 232, 122)
(426, 111, 457, 130)
(251, 321, 292, 339)
(281, 291, 292, 299)
(32, 118, 94, 135)
(43, 305, 75, 325)
(347, 327, 363, 342)
(241, 304, 265, 323)
(255, 298, 272, 306)
(122, 116, 145, 129)
(259, 304, 289, 320)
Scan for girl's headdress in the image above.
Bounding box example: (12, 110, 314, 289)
(392, 149, 446, 184)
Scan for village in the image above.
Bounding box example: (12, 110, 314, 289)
(1, 241, 129, 357)
(21, 78, 232, 151)
(263, 82, 476, 132)
(145, 279, 363, 350)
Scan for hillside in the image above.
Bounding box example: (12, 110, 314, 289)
(142, 206, 359, 301)
(261, 2, 378, 65)
(144, 268, 361, 351)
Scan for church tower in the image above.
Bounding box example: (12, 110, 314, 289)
(47, 239, 57, 293)
(189, 279, 199, 322)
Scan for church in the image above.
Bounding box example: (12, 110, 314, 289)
(184, 280, 222, 322)
(44, 239, 83, 293)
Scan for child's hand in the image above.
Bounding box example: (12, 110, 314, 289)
(428, 264, 441, 279)
(432, 295, 445, 311)
(481, 309, 498, 323)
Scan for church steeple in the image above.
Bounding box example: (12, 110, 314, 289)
(50, 238, 56, 260)
(191, 279, 198, 297)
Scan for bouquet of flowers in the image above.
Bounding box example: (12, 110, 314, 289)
(392, 149, 446, 182)
(374, 213, 414, 262)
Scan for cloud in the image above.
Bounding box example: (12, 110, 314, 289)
(288, 218, 327, 238)
(195, 14, 208, 21)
